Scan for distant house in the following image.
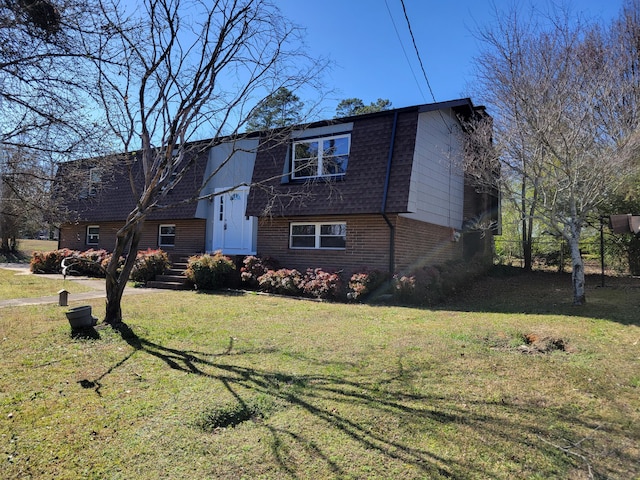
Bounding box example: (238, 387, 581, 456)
(57, 98, 499, 277)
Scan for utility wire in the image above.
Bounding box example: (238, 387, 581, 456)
(398, 0, 452, 133)
(383, 0, 427, 102)
(398, 0, 438, 104)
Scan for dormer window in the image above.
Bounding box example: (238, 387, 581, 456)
(292, 133, 350, 180)
(88, 167, 102, 196)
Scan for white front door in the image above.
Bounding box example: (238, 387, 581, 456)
(212, 187, 255, 255)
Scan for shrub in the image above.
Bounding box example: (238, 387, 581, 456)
(300, 268, 343, 300)
(31, 248, 113, 277)
(240, 255, 280, 289)
(75, 249, 109, 277)
(257, 268, 303, 296)
(100, 253, 125, 275)
(410, 265, 443, 305)
(392, 274, 416, 302)
(392, 260, 491, 305)
(30, 248, 77, 274)
(185, 252, 235, 290)
(347, 269, 389, 301)
(130, 249, 171, 284)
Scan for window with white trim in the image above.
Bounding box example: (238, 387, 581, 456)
(88, 167, 102, 196)
(158, 224, 176, 247)
(292, 134, 350, 179)
(86, 225, 99, 245)
(290, 222, 346, 249)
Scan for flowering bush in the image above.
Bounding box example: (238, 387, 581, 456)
(30, 248, 170, 281)
(300, 268, 343, 300)
(30, 248, 76, 274)
(100, 253, 124, 275)
(257, 268, 303, 296)
(130, 249, 171, 284)
(30, 248, 108, 276)
(186, 252, 235, 290)
(75, 249, 109, 277)
(392, 274, 416, 302)
(240, 255, 280, 288)
(347, 269, 389, 301)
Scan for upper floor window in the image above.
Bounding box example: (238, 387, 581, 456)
(86, 225, 99, 245)
(88, 167, 102, 196)
(292, 134, 350, 180)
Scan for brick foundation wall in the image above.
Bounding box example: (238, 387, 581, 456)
(256, 214, 468, 278)
(256, 214, 393, 277)
(394, 216, 462, 274)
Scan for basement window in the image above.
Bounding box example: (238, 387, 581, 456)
(290, 222, 346, 249)
(159, 224, 176, 247)
(86, 225, 99, 245)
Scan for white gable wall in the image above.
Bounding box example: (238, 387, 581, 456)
(195, 138, 259, 253)
(403, 109, 464, 229)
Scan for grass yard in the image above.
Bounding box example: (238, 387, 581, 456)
(0, 238, 58, 264)
(0, 268, 94, 301)
(0, 270, 638, 479)
(16, 239, 58, 255)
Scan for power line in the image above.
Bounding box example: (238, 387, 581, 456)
(397, 0, 452, 133)
(398, 0, 438, 104)
(383, 0, 427, 102)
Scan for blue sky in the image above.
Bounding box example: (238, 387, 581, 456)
(276, 0, 625, 116)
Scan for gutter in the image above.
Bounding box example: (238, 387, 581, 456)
(381, 111, 399, 275)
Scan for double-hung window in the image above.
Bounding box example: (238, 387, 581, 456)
(86, 225, 99, 245)
(88, 167, 102, 196)
(292, 134, 350, 179)
(159, 224, 176, 247)
(290, 222, 346, 250)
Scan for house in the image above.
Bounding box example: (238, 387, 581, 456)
(56, 98, 499, 278)
(245, 98, 499, 277)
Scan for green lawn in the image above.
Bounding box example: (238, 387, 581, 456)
(17, 238, 58, 255)
(0, 238, 58, 263)
(0, 271, 638, 479)
(0, 268, 94, 301)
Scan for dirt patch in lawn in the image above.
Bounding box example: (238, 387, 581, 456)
(516, 332, 575, 354)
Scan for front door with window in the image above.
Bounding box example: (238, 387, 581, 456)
(212, 187, 256, 255)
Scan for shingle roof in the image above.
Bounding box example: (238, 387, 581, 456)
(57, 148, 209, 223)
(246, 108, 419, 217)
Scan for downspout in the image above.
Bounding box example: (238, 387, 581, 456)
(381, 111, 399, 275)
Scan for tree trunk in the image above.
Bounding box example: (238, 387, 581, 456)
(523, 239, 533, 271)
(104, 221, 144, 325)
(567, 225, 586, 306)
(628, 235, 640, 276)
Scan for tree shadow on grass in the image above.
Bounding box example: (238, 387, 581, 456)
(72, 321, 638, 479)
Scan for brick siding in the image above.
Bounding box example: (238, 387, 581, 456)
(59, 219, 206, 259)
(256, 213, 466, 278)
(256, 214, 392, 277)
(394, 216, 461, 274)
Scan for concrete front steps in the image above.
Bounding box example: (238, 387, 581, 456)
(146, 262, 193, 290)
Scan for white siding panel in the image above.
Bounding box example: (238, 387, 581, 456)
(195, 138, 259, 219)
(405, 110, 464, 228)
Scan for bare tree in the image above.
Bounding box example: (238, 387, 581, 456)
(83, 0, 325, 324)
(0, 147, 52, 253)
(1, 0, 117, 253)
(473, 3, 640, 304)
(1, 0, 109, 156)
